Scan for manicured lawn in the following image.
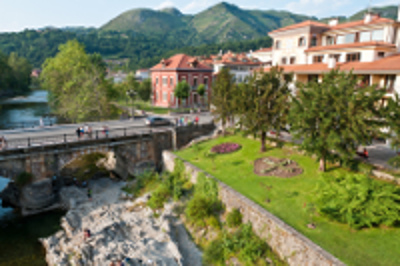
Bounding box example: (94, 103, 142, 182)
(175, 135, 400, 266)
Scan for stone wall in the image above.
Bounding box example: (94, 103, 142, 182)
(175, 123, 216, 149)
(163, 151, 345, 266)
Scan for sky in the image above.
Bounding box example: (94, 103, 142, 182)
(0, 0, 397, 32)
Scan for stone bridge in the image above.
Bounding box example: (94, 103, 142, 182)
(0, 123, 215, 181)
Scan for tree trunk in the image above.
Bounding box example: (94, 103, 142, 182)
(260, 130, 267, 152)
(222, 120, 226, 136)
(319, 157, 326, 172)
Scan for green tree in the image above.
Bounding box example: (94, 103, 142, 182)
(211, 68, 235, 135)
(7, 52, 32, 93)
(197, 83, 206, 106)
(237, 67, 292, 152)
(385, 94, 400, 151)
(289, 70, 386, 171)
(175, 80, 190, 107)
(138, 78, 152, 102)
(41, 40, 119, 122)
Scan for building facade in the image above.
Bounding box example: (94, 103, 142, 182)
(265, 11, 400, 100)
(150, 54, 213, 108)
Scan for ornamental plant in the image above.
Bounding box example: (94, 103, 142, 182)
(211, 142, 241, 154)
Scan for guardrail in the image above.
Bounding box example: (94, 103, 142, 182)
(0, 125, 172, 152)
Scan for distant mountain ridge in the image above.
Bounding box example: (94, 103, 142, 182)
(100, 2, 398, 43)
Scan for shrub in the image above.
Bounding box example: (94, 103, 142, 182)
(316, 173, 400, 229)
(226, 208, 243, 228)
(147, 184, 171, 210)
(15, 172, 34, 188)
(203, 238, 225, 265)
(186, 195, 213, 223)
(195, 172, 219, 202)
(205, 216, 220, 230)
(388, 156, 400, 169)
(122, 171, 158, 196)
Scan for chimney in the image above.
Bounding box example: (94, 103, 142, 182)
(329, 18, 339, 26)
(161, 59, 166, 68)
(364, 11, 380, 24)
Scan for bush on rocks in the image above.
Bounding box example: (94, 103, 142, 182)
(226, 208, 243, 228)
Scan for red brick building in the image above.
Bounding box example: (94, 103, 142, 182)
(150, 54, 213, 108)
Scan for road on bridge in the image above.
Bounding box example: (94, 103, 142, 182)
(0, 113, 214, 150)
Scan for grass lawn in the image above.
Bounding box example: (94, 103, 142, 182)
(175, 134, 400, 266)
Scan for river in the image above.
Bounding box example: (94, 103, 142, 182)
(0, 90, 63, 265)
(0, 90, 57, 130)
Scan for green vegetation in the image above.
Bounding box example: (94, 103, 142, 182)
(0, 51, 32, 95)
(122, 171, 159, 196)
(203, 223, 284, 266)
(41, 40, 120, 122)
(176, 135, 400, 265)
(174, 81, 190, 108)
(62, 152, 107, 181)
(388, 156, 400, 169)
(236, 67, 292, 152)
(226, 208, 243, 228)
(316, 173, 400, 229)
(289, 70, 386, 172)
(15, 172, 34, 188)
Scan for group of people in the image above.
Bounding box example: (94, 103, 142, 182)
(175, 116, 199, 127)
(76, 125, 93, 139)
(0, 136, 7, 150)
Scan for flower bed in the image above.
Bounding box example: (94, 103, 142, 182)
(211, 142, 241, 154)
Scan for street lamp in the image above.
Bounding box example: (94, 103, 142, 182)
(126, 89, 137, 120)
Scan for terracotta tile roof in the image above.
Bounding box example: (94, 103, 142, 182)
(254, 47, 272, 53)
(305, 41, 396, 52)
(330, 17, 394, 30)
(199, 51, 261, 66)
(261, 54, 400, 74)
(269, 20, 329, 34)
(151, 54, 212, 71)
(269, 17, 395, 35)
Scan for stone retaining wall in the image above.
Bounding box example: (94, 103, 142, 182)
(163, 151, 345, 266)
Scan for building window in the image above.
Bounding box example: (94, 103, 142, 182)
(326, 36, 335, 45)
(290, 57, 296, 65)
(193, 77, 198, 88)
(345, 33, 355, 44)
(385, 75, 396, 91)
(378, 52, 385, 59)
(170, 77, 173, 86)
(337, 35, 345, 44)
(286, 39, 293, 49)
(162, 92, 167, 102)
(298, 37, 306, 47)
(360, 31, 371, 42)
(275, 40, 281, 49)
(346, 53, 361, 62)
(311, 36, 317, 47)
(181, 76, 186, 82)
(329, 54, 341, 62)
(359, 75, 370, 87)
(170, 92, 174, 104)
(308, 75, 319, 82)
(313, 55, 323, 63)
(281, 57, 287, 65)
(372, 29, 384, 41)
(162, 76, 168, 86)
(156, 77, 159, 85)
(204, 77, 209, 88)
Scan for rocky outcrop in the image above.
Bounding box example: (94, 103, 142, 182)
(0, 179, 56, 213)
(41, 178, 200, 265)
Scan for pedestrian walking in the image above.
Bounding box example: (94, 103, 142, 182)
(195, 116, 199, 125)
(39, 117, 44, 127)
(83, 228, 91, 241)
(76, 127, 81, 139)
(1, 136, 8, 150)
(88, 126, 93, 139)
(87, 188, 92, 200)
(175, 118, 179, 127)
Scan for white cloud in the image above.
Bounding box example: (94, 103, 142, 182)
(285, 0, 348, 17)
(182, 0, 213, 13)
(156, 0, 175, 10)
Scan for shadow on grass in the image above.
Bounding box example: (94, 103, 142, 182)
(231, 160, 243, 166)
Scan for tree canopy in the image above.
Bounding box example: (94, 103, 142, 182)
(237, 67, 292, 152)
(175, 81, 190, 107)
(289, 69, 386, 171)
(40, 40, 119, 122)
(0, 51, 32, 94)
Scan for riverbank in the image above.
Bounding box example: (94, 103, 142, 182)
(41, 178, 202, 265)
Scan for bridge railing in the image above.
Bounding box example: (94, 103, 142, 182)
(0, 125, 172, 151)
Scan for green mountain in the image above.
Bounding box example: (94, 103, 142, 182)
(349, 5, 397, 21)
(100, 2, 316, 43)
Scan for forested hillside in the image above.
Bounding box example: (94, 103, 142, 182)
(0, 2, 396, 71)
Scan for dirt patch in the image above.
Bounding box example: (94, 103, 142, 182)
(254, 157, 302, 178)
